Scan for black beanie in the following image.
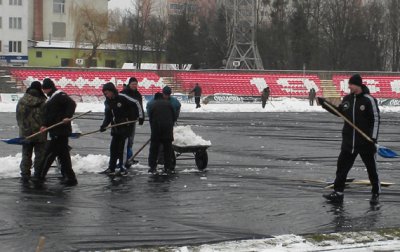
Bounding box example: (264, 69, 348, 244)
(26, 81, 46, 98)
(42, 78, 56, 90)
(128, 77, 138, 84)
(102, 82, 118, 95)
(349, 74, 363, 86)
(162, 86, 172, 95)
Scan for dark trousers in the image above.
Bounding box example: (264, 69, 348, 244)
(40, 136, 76, 180)
(20, 141, 46, 177)
(262, 100, 267, 108)
(148, 139, 173, 170)
(195, 96, 201, 108)
(334, 150, 380, 194)
(309, 98, 315, 106)
(109, 135, 127, 170)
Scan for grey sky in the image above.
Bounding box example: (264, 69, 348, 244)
(108, 0, 134, 10)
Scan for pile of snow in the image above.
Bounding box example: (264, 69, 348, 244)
(173, 125, 211, 146)
(121, 232, 400, 252)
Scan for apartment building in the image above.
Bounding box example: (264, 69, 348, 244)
(0, 0, 108, 66)
(0, 0, 29, 65)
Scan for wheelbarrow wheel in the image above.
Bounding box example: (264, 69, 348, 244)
(195, 150, 208, 171)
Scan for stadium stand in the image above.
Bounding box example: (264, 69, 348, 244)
(333, 75, 400, 98)
(10, 69, 163, 96)
(14, 69, 400, 99)
(176, 72, 322, 97)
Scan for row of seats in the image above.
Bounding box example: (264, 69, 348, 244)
(332, 75, 400, 98)
(11, 69, 162, 95)
(9, 69, 400, 98)
(177, 72, 322, 97)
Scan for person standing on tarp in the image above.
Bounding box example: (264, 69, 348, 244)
(318, 74, 381, 205)
(99, 82, 141, 176)
(190, 83, 202, 108)
(147, 92, 176, 174)
(16, 81, 47, 183)
(120, 77, 144, 167)
(309, 88, 316, 106)
(37, 78, 77, 186)
(261, 87, 270, 109)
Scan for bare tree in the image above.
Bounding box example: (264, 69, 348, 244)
(70, 2, 109, 68)
(128, 0, 153, 69)
(388, 0, 400, 71)
(147, 15, 167, 69)
(319, 0, 361, 70)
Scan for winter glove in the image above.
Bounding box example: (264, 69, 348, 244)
(139, 118, 144, 125)
(317, 97, 326, 105)
(99, 126, 107, 132)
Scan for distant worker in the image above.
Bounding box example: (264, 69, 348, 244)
(16, 81, 47, 183)
(120, 77, 144, 167)
(147, 92, 176, 174)
(261, 87, 270, 109)
(318, 74, 381, 205)
(309, 88, 316, 106)
(38, 78, 77, 186)
(190, 83, 202, 108)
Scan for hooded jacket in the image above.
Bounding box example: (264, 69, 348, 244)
(101, 83, 142, 137)
(43, 88, 77, 137)
(322, 85, 380, 153)
(16, 88, 47, 142)
(120, 85, 144, 121)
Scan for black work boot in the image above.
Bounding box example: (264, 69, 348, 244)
(323, 191, 344, 203)
(370, 194, 379, 205)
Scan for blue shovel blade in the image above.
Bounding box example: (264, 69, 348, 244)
(1, 137, 25, 145)
(378, 146, 399, 158)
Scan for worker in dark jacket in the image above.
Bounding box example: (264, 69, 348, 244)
(120, 77, 144, 167)
(308, 88, 316, 106)
(38, 78, 77, 186)
(190, 83, 202, 108)
(16, 81, 47, 182)
(318, 74, 380, 205)
(99, 82, 140, 176)
(147, 92, 176, 174)
(261, 87, 270, 108)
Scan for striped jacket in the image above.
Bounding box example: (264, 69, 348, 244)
(323, 87, 380, 153)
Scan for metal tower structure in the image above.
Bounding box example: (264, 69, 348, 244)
(225, 0, 264, 70)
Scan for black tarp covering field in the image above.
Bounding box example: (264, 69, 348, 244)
(0, 112, 399, 251)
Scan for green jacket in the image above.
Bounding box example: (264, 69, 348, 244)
(16, 89, 47, 143)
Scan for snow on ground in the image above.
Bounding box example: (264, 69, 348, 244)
(153, 233, 400, 252)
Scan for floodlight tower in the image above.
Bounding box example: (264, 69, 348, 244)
(225, 0, 264, 69)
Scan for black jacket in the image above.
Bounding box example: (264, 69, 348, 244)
(322, 87, 380, 153)
(190, 85, 202, 97)
(102, 94, 139, 137)
(43, 89, 76, 137)
(120, 87, 144, 121)
(148, 99, 176, 141)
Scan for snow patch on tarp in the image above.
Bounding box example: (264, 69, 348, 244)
(173, 125, 211, 146)
(113, 232, 400, 252)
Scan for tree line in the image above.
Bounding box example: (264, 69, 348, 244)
(105, 0, 400, 71)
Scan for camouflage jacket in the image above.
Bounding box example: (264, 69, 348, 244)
(16, 89, 47, 142)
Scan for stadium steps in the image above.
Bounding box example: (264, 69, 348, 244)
(160, 76, 185, 94)
(320, 79, 341, 105)
(0, 68, 21, 93)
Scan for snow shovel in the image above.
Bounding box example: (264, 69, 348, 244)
(73, 120, 137, 138)
(125, 138, 151, 166)
(323, 102, 398, 158)
(1, 110, 92, 145)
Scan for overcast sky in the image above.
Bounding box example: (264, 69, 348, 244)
(108, 0, 134, 10)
